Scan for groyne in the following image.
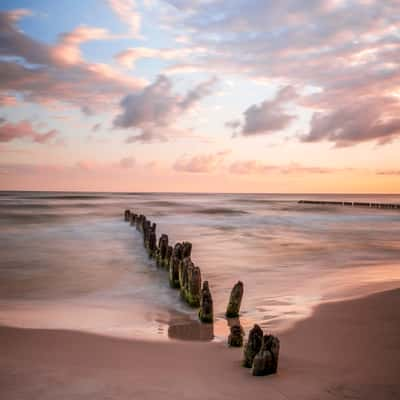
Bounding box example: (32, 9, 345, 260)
(123, 209, 280, 376)
(298, 200, 400, 209)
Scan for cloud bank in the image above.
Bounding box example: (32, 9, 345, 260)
(0, 120, 59, 144)
(166, 0, 400, 146)
(0, 9, 145, 112)
(113, 75, 217, 142)
(228, 86, 298, 136)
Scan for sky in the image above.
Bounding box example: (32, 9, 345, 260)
(0, 0, 399, 193)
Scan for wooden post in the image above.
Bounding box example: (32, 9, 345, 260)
(129, 213, 137, 226)
(169, 243, 182, 288)
(228, 324, 244, 347)
(198, 281, 213, 323)
(252, 334, 280, 376)
(226, 281, 244, 318)
(242, 324, 263, 368)
(187, 265, 201, 307)
(157, 234, 169, 268)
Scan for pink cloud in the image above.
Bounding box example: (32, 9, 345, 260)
(119, 156, 136, 168)
(114, 46, 206, 69)
(166, 0, 400, 146)
(0, 9, 145, 113)
(106, 0, 141, 37)
(173, 151, 229, 173)
(0, 93, 17, 106)
(0, 120, 59, 144)
(229, 160, 337, 175)
(227, 86, 298, 136)
(75, 160, 96, 171)
(52, 26, 115, 65)
(302, 96, 400, 146)
(114, 75, 217, 142)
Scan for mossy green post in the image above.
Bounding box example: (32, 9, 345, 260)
(251, 334, 280, 376)
(169, 243, 182, 288)
(242, 324, 263, 368)
(226, 280, 244, 318)
(187, 265, 201, 307)
(228, 324, 244, 347)
(156, 234, 168, 267)
(199, 281, 213, 323)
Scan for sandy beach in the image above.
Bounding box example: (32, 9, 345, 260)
(2, 0, 399, 396)
(1, 288, 399, 400)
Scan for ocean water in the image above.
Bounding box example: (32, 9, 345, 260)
(0, 191, 399, 341)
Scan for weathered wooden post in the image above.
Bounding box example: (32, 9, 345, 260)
(142, 218, 148, 242)
(187, 265, 201, 307)
(137, 215, 146, 233)
(228, 324, 244, 347)
(156, 234, 169, 268)
(252, 334, 280, 376)
(226, 281, 244, 318)
(148, 230, 157, 258)
(179, 256, 189, 290)
(129, 213, 137, 226)
(179, 257, 191, 300)
(124, 209, 131, 221)
(242, 324, 263, 368)
(180, 259, 202, 307)
(169, 243, 182, 288)
(166, 245, 173, 269)
(199, 281, 213, 323)
(143, 220, 151, 247)
(135, 214, 143, 231)
(182, 241, 192, 258)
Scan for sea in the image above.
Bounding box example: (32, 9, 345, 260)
(0, 191, 399, 341)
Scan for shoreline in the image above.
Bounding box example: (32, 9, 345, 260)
(1, 288, 399, 399)
(1, 273, 398, 343)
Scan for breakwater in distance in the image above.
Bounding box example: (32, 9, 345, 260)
(299, 200, 400, 209)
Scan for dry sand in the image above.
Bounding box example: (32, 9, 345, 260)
(1, 288, 399, 400)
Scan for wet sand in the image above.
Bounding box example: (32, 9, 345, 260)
(0, 288, 399, 400)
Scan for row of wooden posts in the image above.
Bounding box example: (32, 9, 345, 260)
(299, 199, 400, 209)
(124, 209, 280, 376)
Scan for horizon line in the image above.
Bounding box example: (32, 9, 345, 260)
(1, 189, 400, 195)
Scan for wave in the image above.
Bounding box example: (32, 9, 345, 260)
(0, 202, 103, 211)
(194, 207, 248, 215)
(20, 195, 108, 200)
(230, 198, 293, 205)
(138, 201, 189, 208)
(0, 212, 66, 224)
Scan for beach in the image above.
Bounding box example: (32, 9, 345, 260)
(1, 192, 399, 399)
(2, 0, 399, 396)
(1, 288, 399, 399)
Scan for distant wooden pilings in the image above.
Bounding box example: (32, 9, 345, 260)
(298, 200, 400, 209)
(123, 209, 280, 375)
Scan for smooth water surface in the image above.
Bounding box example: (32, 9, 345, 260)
(1, 191, 399, 341)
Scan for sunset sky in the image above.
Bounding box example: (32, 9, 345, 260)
(0, 0, 399, 192)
